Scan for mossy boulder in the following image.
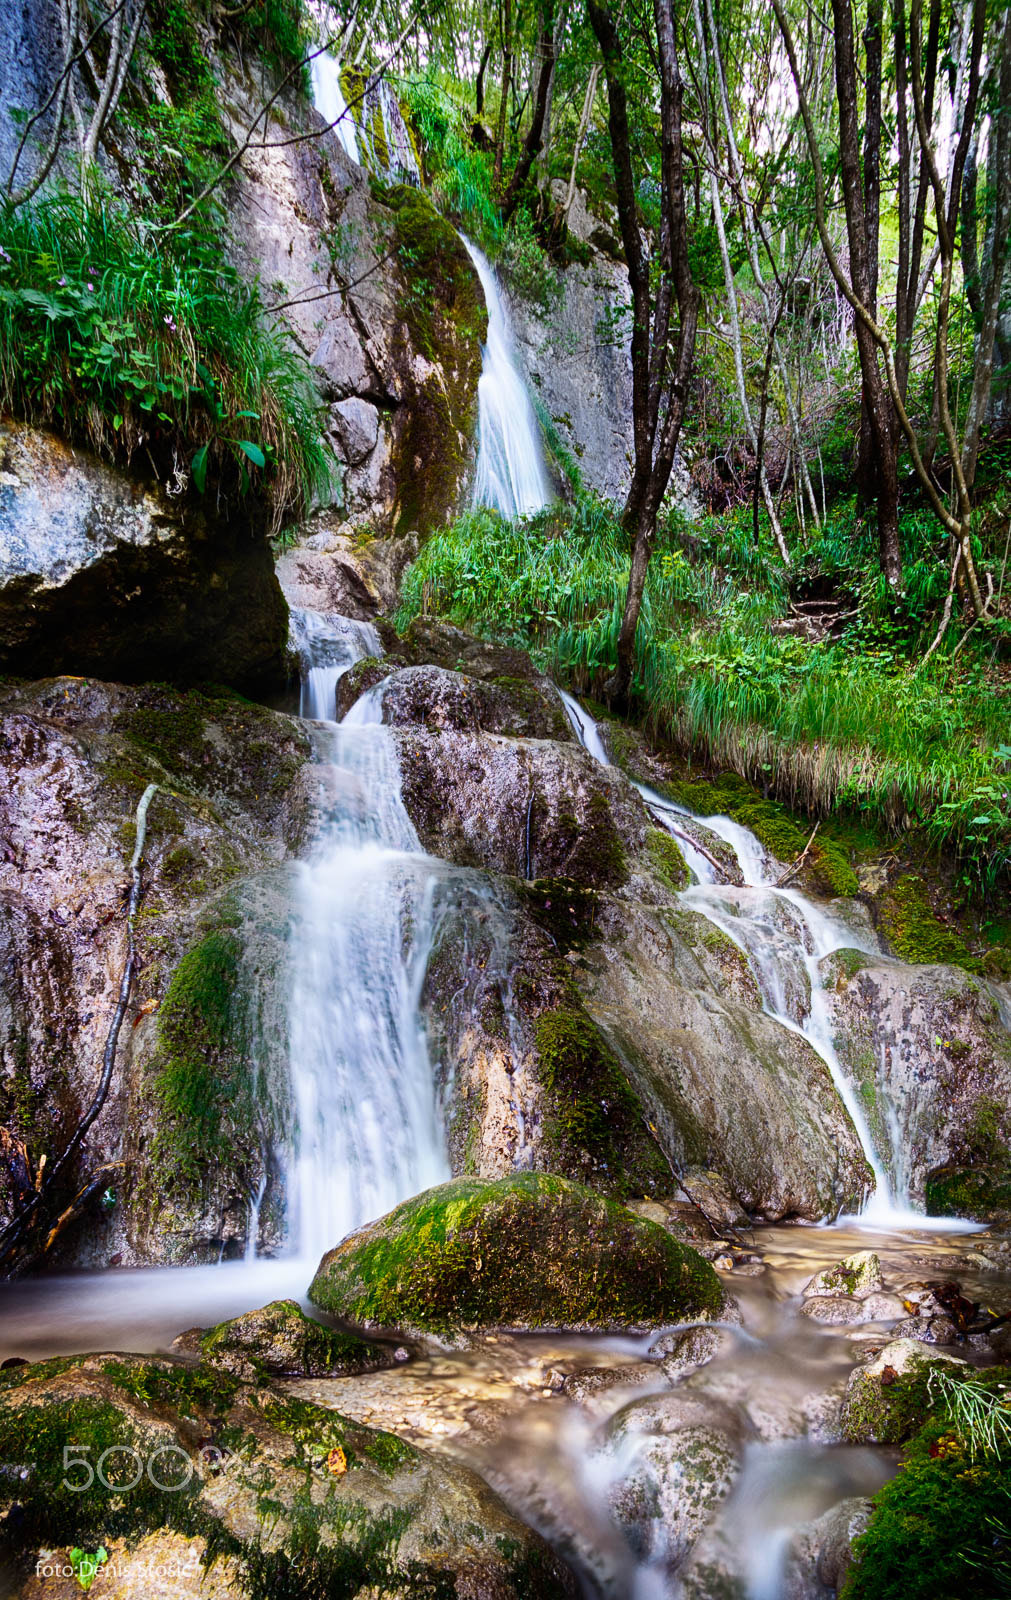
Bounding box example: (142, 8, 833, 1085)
(0, 1352, 577, 1597)
(804, 1250, 884, 1300)
(195, 1300, 397, 1380)
(308, 1173, 724, 1342)
(840, 1339, 968, 1445)
(877, 874, 979, 968)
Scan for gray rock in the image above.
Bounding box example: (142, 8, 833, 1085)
(0, 676, 310, 1265)
(840, 1338, 967, 1443)
(330, 396, 381, 463)
(785, 1496, 872, 1599)
(604, 1392, 740, 1569)
(373, 664, 573, 742)
(804, 1250, 883, 1300)
(0, 421, 288, 693)
(823, 953, 1011, 1207)
(649, 1324, 731, 1379)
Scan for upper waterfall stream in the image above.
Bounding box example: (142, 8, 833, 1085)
(463, 236, 553, 519)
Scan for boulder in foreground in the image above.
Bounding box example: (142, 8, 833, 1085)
(308, 1172, 725, 1341)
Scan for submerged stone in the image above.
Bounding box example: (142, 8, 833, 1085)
(803, 1250, 884, 1300)
(308, 1172, 725, 1341)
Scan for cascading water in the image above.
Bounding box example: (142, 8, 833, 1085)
(307, 6, 361, 166)
(556, 689, 954, 1227)
(285, 611, 448, 1261)
(462, 236, 553, 519)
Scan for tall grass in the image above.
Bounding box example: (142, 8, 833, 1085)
(0, 192, 332, 529)
(398, 501, 1011, 887)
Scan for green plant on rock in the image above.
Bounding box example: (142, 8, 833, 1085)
(0, 191, 332, 530)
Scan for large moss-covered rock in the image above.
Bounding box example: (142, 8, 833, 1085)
(0, 421, 288, 693)
(0, 677, 311, 1267)
(308, 1173, 724, 1342)
(0, 1352, 576, 1598)
(822, 951, 1011, 1207)
(839, 1339, 967, 1444)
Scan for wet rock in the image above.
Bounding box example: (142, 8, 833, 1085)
(858, 1293, 909, 1322)
(785, 1496, 872, 1599)
(367, 664, 572, 742)
(394, 724, 644, 882)
(0, 420, 288, 694)
(889, 1314, 962, 1345)
(561, 1362, 661, 1406)
(574, 897, 872, 1221)
(822, 953, 1011, 1209)
(649, 1324, 731, 1379)
(308, 1173, 725, 1344)
(0, 1352, 576, 1598)
(603, 1392, 740, 1570)
(187, 1299, 397, 1380)
(802, 1292, 906, 1327)
(678, 1169, 752, 1233)
(840, 1338, 968, 1443)
(0, 676, 310, 1266)
(804, 1251, 883, 1300)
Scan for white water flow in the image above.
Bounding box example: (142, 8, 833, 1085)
(557, 689, 923, 1226)
(307, 8, 361, 166)
(287, 611, 448, 1262)
(462, 236, 553, 519)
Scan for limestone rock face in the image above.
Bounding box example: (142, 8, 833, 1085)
(0, 422, 288, 693)
(308, 1173, 725, 1343)
(822, 951, 1011, 1205)
(0, 1353, 577, 1599)
(368, 663, 574, 742)
(0, 676, 311, 1266)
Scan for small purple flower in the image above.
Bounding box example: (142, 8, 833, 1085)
(58, 276, 66, 286)
(163, 313, 178, 333)
(86, 281, 94, 291)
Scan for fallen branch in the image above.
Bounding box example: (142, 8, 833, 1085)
(775, 820, 820, 886)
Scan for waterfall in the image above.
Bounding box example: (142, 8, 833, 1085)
(286, 611, 448, 1261)
(556, 690, 950, 1227)
(462, 237, 552, 519)
(307, 16, 361, 166)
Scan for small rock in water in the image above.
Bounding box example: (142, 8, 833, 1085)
(541, 1367, 567, 1391)
(394, 1346, 410, 1362)
(804, 1250, 883, 1301)
(802, 1295, 865, 1325)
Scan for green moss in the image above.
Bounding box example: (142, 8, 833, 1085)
(646, 827, 689, 890)
(146, 928, 258, 1206)
(199, 1300, 391, 1379)
(101, 1357, 241, 1418)
(518, 876, 600, 951)
(843, 1380, 1011, 1600)
(660, 772, 861, 895)
(252, 1391, 417, 1477)
(841, 1359, 941, 1446)
(926, 1164, 1011, 1221)
(387, 185, 487, 535)
(309, 1172, 724, 1336)
(878, 875, 980, 968)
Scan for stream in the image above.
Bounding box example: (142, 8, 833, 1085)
(0, 213, 1006, 1600)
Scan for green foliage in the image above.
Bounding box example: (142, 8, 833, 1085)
(843, 1370, 1011, 1599)
(398, 499, 1011, 889)
(401, 75, 501, 248)
(877, 876, 977, 967)
(69, 1548, 108, 1592)
(0, 191, 331, 530)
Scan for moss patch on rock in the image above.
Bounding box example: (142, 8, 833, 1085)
(518, 875, 600, 951)
(657, 772, 863, 896)
(877, 874, 979, 969)
(198, 1299, 396, 1380)
(925, 1163, 1011, 1223)
(842, 1367, 1011, 1600)
(308, 1172, 723, 1340)
(534, 1004, 669, 1197)
(388, 186, 487, 535)
(645, 827, 689, 891)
